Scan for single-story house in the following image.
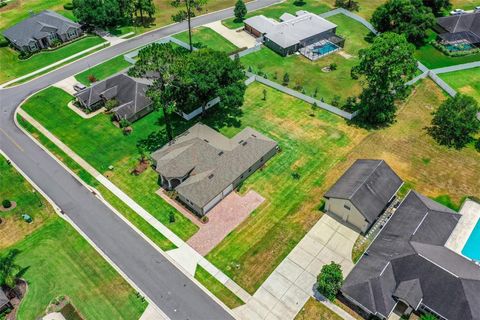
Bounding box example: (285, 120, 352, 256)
(75, 73, 153, 123)
(341, 191, 480, 320)
(324, 159, 403, 233)
(152, 123, 278, 215)
(3, 10, 83, 53)
(0, 290, 11, 313)
(436, 12, 480, 47)
(244, 10, 342, 56)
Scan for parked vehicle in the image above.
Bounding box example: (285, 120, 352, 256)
(450, 8, 465, 15)
(73, 83, 86, 92)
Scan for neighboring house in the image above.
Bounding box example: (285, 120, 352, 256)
(75, 73, 153, 123)
(244, 10, 343, 56)
(436, 12, 480, 47)
(3, 10, 83, 53)
(341, 191, 480, 320)
(152, 123, 278, 216)
(0, 290, 11, 313)
(324, 159, 403, 233)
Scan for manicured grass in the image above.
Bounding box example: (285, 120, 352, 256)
(0, 157, 55, 249)
(20, 87, 198, 240)
(323, 78, 480, 209)
(0, 155, 146, 320)
(222, 0, 331, 29)
(0, 36, 106, 84)
(194, 266, 244, 309)
(439, 67, 480, 103)
(414, 44, 480, 69)
(320, 0, 387, 19)
(17, 116, 176, 251)
(174, 27, 238, 53)
(75, 55, 132, 85)
(432, 195, 466, 211)
(451, 0, 479, 9)
(295, 298, 343, 320)
(240, 14, 370, 106)
(206, 83, 367, 293)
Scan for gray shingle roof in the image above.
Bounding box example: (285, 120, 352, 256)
(0, 290, 8, 308)
(324, 159, 403, 223)
(2, 10, 80, 47)
(74, 73, 152, 120)
(152, 124, 277, 209)
(342, 191, 480, 320)
(244, 11, 337, 48)
(437, 12, 480, 43)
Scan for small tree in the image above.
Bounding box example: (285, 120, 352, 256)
(331, 95, 341, 107)
(335, 0, 359, 11)
(104, 99, 119, 111)
(2, 199, 11, 209)
(0, 249, 22, 289)
(87, 74, 97, 83)
(262, 89, 267, 101)
(427, 94, 480, 149)
(317, 262, 343, 301)
(282, 72, 290, 86)
(169, 211, 176, 223)
(171, 0, 208, 51)
(313, 87, 318, 98)
(234, 0, 247, 22)
(329, 63, 337, 71)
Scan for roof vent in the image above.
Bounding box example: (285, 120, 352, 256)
(242, 141, 248, 146)
(252, 134, 257, 138)
(203, 139, 209, 143)
(238, 139, 244, 144)
(208, 174, 214, 179)
(218, 151, 224, 156)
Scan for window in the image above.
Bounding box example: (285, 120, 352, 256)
(344, 204, 351, 210)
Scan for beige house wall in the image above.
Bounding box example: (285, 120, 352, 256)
(325, 198, 369, 233)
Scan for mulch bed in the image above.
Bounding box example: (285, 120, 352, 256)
(0, 201, 17, 212)
(131, 160, 149, 175)
(4, 279, 28, 320)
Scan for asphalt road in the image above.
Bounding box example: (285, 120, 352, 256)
(0, 1, 279, 319)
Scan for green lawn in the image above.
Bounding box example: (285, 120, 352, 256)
(174, 27, 238, 53)
(17, 116, 176, 251)
(240, 14, 370, 106)
(222, 0, 331, 29)
(295, 298, 343, 320)
(439, 67, 480, 103)
(0, 36, 106, 84)
(194, 266, 244, 309)
(75, 55, 133, 85)
(0, 156, 146, 320)
(414, 44, 480, 69)
(20, 87, 198, 240)
(205, 83, 367, 293)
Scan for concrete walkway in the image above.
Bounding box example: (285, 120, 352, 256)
(204, 21, 257, 48)
(445, 199, 480, 255)
(234, 214, 358, 320)
(139, 304, 168, 320)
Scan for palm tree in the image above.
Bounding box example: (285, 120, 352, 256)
(0, 249, 21, 289)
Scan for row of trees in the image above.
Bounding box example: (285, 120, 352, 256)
(129, 43, 246, 142)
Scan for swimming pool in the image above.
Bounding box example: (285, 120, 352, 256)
(312, 42, 339, 55)
(462, 218, 480, 262)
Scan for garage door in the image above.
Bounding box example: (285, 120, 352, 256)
(204, 192, 223, 214)
(222, 184, 233, 197)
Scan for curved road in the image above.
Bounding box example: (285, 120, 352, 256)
(0, 1, 278, 319)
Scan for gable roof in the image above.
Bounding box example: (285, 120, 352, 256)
(342, 191, 480, 320)
(437, 12, 480, 43)
(244, 11, 337, 48)
(74, 73, 152, 120)
(324, 159, 403, 223)
(152, 124, 277, 209)
(3, 10, 80, 47)
(0, 290, 8, 308)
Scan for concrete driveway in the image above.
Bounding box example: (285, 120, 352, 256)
(235, 214, 358, 320)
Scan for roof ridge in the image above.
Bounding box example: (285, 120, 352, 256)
(348, 159, 384, 200)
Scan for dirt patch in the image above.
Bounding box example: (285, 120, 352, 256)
(459, 85, 475, 95)
(131, 160, 149, 175)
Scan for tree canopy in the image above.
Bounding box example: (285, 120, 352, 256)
(351, 32, 417, 127)
(234, 0, 248, 21)
(0, 249, 22, 289)
(427, 94, 480, 149)
(317, 262, 343, 301)
(371, 0, 436, 46)
(422, 0, 451, 16)
(171, 0, 208, 51)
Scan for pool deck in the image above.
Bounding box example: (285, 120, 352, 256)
(445, 199, 480, 256)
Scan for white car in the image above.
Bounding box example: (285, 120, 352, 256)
(450, 8, 465, 15)
(73, 83, 86, 92)
(475, 6, 480, 12)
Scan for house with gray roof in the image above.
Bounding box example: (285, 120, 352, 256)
(152, 123, 278, 215)
(3, 10, 83, 53)
(324, 159, 403, 233)
(244, 10, 343, 56)
(436, 12, 480, 47)
(75, 73, 153, 123)
(342, 191, 480, 320)
(0, 290, 11, 313)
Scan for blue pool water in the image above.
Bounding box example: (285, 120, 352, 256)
(462, 218, 480, 262)
(312, 43, 338, 55)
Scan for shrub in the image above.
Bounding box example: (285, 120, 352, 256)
(262, 89, 267, 101)
(87, 74, 97, 83)
(282, 72, 290, 86)
(169, 211, 175, 223)
(201, 215, 209, 223)
(313, 87, 318, 98)
(420, 314, 437, 320)
(0, 37, 8, 48)
(329, 63, 337, 71)
(475, 139, 480, 152)
(273, 71, 278, 80)
(19, 51, 33, 60)
(331, 95, 341, 107)
(63, 2, 74, 9)
(2, 199, 12, 209)
(335, 0, 359, 11)
(119, 118, 131, 128)
(317, 262, 343, 301)
(104, 99, 118, 111)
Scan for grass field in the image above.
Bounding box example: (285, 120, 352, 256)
(75, 55, 132, 85)
(240, 14, 370, 106)
(222, 0, 331, 29)
(0, 36, 106, 84)
(321, 78, 480, 208)
(439, 67, 480, 103)
(20, 87, 198, 240)
(17, 116, 176, 251)
(194, 266, 244, 309)
(0, 155, 146, 320)
(174, 27, 238, 53)
(414, 44, 480, 69)
(295, 298, 343, 320)
(206, 83, 367, 293)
